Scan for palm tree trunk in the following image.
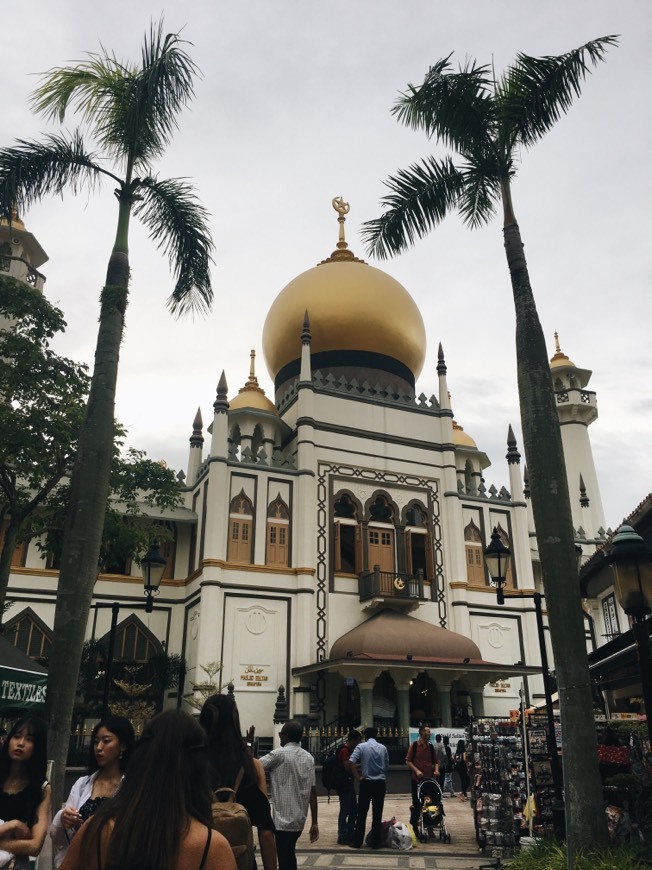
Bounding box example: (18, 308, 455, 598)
(45, 199, 131, 804)
(502, 216, 608, 847)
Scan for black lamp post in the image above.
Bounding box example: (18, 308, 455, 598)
(605, 524, 652, 746)
(140, 540, 167, 613)
(100, 542, 167, 719)
(483, 526, 565, 837)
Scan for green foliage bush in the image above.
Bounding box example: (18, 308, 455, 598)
(505, 840, 651, 869)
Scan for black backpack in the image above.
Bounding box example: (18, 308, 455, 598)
(321, 747, 348, 797)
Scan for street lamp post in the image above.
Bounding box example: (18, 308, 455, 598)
(100, 541, 167, 719)
(484, 526, 565, 837)
(605, 524, 652, 747)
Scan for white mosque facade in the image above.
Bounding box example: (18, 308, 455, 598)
(2, 205, 612, 737)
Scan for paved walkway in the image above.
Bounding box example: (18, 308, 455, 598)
(292, 792, 493, 869)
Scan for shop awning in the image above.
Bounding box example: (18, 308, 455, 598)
(0, 635, 47, 712)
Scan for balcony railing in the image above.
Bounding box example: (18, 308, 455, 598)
(359, 567, 426, 603)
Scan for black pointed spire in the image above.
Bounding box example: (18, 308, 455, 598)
(437, 342, 447, 376)
(189, 407, 204, 447)
(523, 465, 530, 499)
(213, 370, 229, 413)
(579, 474, 590, 508)
(506, 424, 521, 464)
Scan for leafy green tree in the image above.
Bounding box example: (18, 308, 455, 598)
(362, 37, 617, 849)
(0, 275, 89, 608)
(0, 21, 214, 800)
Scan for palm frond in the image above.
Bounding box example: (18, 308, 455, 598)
(0, 132, 107, 216)
(361, 156, 465, 259)
(30, 19, 198, 167)
(497, 35, 619, 149)
(30, 58, 132, 126)
(133, 175, 214, 316)
(457, 159, 501, 228)
(393, 55, 497, 156)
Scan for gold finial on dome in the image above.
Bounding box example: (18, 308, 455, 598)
(333, 196, 350, 250)
(319, 197, 366, 265)
(550, 331, 575, 368)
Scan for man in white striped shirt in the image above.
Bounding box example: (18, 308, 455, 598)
(260, 720, 319, 870)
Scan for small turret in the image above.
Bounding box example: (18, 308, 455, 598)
(437, 343, 451, 411)
(210, 371, 229, 454)
(186, 408, 204, 485)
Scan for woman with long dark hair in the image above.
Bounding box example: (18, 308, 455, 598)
(454, 738, 470, 799)
(200, 694, 277, 870)
(50, 716, 135, 867)
(0, 715, 52, 869)
(60, 709, 235, 870)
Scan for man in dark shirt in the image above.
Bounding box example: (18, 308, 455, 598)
(336, 730, 360, 844)
(405, 724, 439, 828)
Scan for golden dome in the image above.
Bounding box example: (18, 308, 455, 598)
(550, 332, 575, 368)
(453, 420, 477, 449)
(229, 350, 277, 415)
(262, 200, 426, 383)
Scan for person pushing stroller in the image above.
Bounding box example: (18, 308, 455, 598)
(405, 725, 439, 830)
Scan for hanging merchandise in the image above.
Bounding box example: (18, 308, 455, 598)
(467, 717, 528, 865)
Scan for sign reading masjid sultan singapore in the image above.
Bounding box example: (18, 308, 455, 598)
(240, 665, 270, 687)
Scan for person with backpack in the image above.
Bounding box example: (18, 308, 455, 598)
(405, 724, 438, 829)
(335, 730, 360, 845)
(200, 694, 276, 870)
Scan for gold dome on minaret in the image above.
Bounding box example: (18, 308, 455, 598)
(262, 199, 426, 387)
(550, 332, 576, 368)
(229, 350, 277, 414)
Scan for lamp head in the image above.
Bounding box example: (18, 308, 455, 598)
(484, 527, 511, 604)
(605, 525, 652, 618)
(140, 541, 167, 612)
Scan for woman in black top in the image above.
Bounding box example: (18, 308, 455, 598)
(200, 694, 277, 870)
(0, 715, 51, 869)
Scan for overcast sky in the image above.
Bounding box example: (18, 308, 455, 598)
(4, 1, 651, 530)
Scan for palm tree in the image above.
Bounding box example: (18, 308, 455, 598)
(0, 21, 214, 800)
(362, 37, 617, 849)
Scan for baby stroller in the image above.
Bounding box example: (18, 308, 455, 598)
(416, 778, 451, 843)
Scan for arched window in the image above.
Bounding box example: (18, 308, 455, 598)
(404, 501, 434, 580)
(266, 494, 289, 567)
(227, 490, 254, 563)
(251, 424, 264, 461)
(0, 242, 11, 272)
(333, 493, 362, 575)
(366, 494, 396, 574)
(100, 615, 162, 664)
(464, 520, 485, 585)
(228, 424, 242, 461)
(5, 608, 53, 663)
(464, 460, 474, 495)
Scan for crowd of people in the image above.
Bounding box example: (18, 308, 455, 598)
(0, 706, 469, 869)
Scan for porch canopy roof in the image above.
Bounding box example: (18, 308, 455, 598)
(292, 609, 540, 684)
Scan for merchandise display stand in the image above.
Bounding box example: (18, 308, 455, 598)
(468, 717, 526, 866)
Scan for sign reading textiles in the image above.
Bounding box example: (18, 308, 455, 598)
(1, 679, 47, 707)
